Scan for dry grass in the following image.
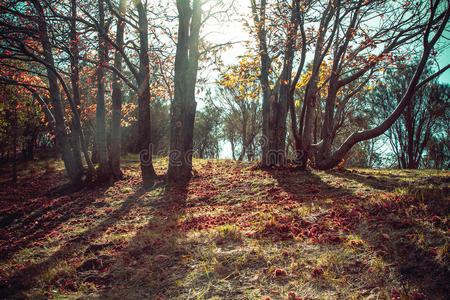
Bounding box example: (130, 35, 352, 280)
(0, 157, 448, 299)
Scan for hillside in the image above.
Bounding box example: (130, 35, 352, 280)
(0, 157, 449, 299)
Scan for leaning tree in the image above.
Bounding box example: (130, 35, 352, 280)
(249, 0, 449, 169)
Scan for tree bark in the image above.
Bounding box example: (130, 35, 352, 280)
(95, 0, 112, 181)
(168, 0, 201, 183)
(135, 0, 157, 187)
(251, 0, 300, 167)
(110, 0, 127, 179)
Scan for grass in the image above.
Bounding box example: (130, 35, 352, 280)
(0, 156, 448, 299)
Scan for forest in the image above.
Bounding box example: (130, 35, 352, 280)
(0, 0, 449, 299)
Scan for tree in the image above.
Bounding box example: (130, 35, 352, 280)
(250, 0, 305, 167)
(167, 0, 203, 182)
(0, 60, 50, 164)
(193, 104, 221, 159)
(247, 0, 450, 170)
(110, 0, 127, 179)
(133, 0, 158, 187)
(305, 0, 449, 169)
(0, 0, 99, 186)
(423, 135, 450, 170)
(217, 56, 262, 161)
(95, 0, 112, 181)
(27, 0, 84, 185)
(77, 0, 162, 185)
(369, 63, 450, 168)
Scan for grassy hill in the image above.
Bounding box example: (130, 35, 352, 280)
(0, 157, 448, 299)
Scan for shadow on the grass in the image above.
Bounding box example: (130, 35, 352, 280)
(328, 169, 448, 192)
(0, 185, 148, 299)
(269, 168, 449, 299)
(0, 170, 111, 262)
(95, 181, 190, 299)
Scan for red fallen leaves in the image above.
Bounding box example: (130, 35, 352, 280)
(177, 213, 238, 231)
(311, 267, 324, 278)
(288, 291, 305, 300)
(258, 214, 311, 240)
(250, 205, 359, 244)
(267, 186, 282, 195)
(318, 233, 342, 244)
(0, 166, 148, 260)
(273, 268, 287, 277)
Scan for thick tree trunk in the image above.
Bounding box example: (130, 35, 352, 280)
(292, 2, 336, 169)
(318, 80, 338, 162)
(168, 0, 201, 183)
(135, 0, 157, 187)
(95, 0, 112, 181)
(301, 25, 329, 165)
(251, 0, 271, 167)
(110, 0, 127, 179)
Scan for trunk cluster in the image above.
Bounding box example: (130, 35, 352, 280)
(167, 0, 202, 182)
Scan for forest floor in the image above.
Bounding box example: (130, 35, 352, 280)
(0, 156, 449, 300)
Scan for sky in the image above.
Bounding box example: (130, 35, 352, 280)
(437, 46, 450, 83)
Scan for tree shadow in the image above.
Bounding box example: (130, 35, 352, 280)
(268, 168, 449, 298)
(94, 181, 190, 299)
(0, 170, 109, 261)
(0, 185, 148, 299)
(325, 169, 431, 192)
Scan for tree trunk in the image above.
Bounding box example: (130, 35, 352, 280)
(26, 128, 38, 160)
(135, 0, 157, 187)
(230, 137, 236, 160)
(405, 102, 417, 169)
(274, 1, 300, 165)
(110, 0, 127, 179)
(168, 0, 201, 183)
(95, 0, 112, 181)
(252, 0, 300, 167)
(238, 115, 248, 161)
